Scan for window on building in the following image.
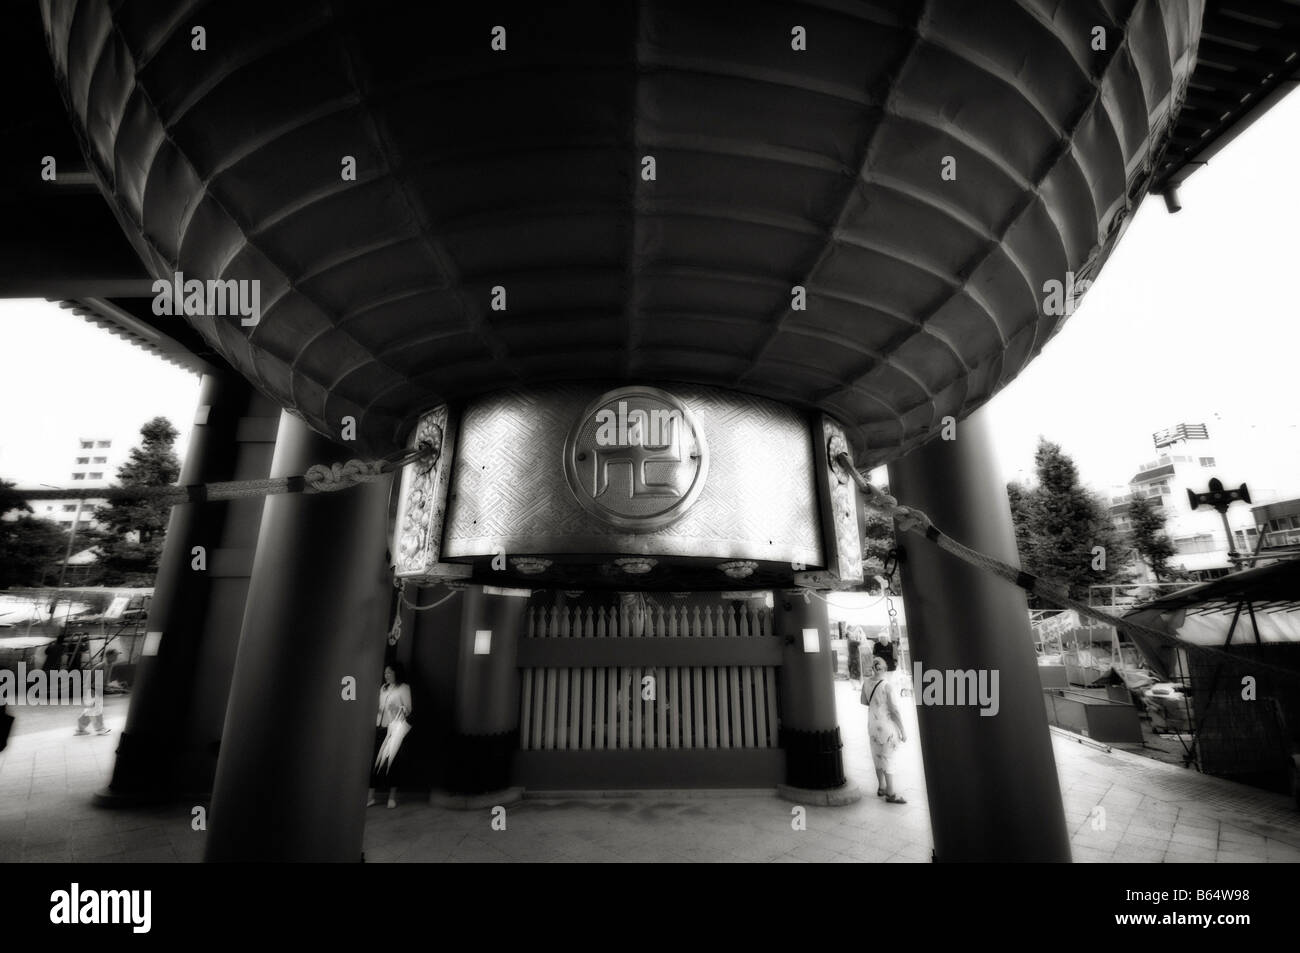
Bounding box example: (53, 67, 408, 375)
(62, 504, 76, 512)
(80, 440, 93, 449)
(1199, 457, 1215, 467)
(76, 457, 89, 464)
(88, 472, 103, 480)
(96, 441, 110, 448)
(92, 456, 107, 464)
(72, 473, 85, 481)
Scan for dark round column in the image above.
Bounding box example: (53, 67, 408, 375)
(204, 412, 392, 862)
(887, 407, 1072, 862)
(448, 585, 524, 795)
(775, 593, 845, 789)
(96, 372, 251, 805)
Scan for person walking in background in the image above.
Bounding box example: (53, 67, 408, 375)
(74, 675, 109, 736)
(861, 653, 907, 804)
(368, 661, 412, 809)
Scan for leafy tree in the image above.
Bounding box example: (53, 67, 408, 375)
(862, 504, 897, 589)
(1127, 494, 1177, 581)
(1007, 438, 1131, 605)
(1, 478, 29, 518)
(0, 512, 70, 588)
(93, 417, 181, 586)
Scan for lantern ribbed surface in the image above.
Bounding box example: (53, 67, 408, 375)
(43, 0, 1200, 464)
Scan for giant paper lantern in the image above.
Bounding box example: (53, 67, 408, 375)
(43, 0, 1201, 467)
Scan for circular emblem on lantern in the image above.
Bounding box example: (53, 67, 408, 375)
(564, 387, 708, 530)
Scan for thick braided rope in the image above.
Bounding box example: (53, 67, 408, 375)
(834, 453, 1300, 683)
(19, 443, 434, 505)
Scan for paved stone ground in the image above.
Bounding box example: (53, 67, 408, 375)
(1, 682, 1297, 862)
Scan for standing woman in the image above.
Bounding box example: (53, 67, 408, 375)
(368, 661, 412, 808)
(862, 653, 908, 804)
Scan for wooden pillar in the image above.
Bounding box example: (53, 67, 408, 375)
(776, 592, 845, 789)
(887, 406, 1072, 862)
(97, 372, 264, 804)
(204, 413, 392, 862)
(448, 585, 525, 794)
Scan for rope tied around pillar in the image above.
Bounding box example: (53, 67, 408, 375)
(18, 438, 440, 505)
(830, 451, 1300, 684)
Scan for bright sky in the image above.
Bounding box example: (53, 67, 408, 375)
(2, 89, 1298, 526)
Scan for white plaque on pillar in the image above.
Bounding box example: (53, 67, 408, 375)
(802, 628, 820, 654)
(393, 405, 459, 584)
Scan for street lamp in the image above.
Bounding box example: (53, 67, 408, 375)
(1187, 478, 1251, 570)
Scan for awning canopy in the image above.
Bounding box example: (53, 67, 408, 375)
(1122, 558, 1300, 678)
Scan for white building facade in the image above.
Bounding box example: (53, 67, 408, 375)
(1109, 423, 1261, 582)
(27, 436, 116, 533)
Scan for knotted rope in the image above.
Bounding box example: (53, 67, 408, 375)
(18, 439, 438, 505)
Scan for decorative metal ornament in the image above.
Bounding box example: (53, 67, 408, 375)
(392, 406, 457, 585)
(510, 557, 553, 575)
(718, 560, 758, 579)
(613, 557, 658, 575)
(563, 386, 708, 531)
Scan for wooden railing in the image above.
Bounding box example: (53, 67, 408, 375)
(527, 602, 771, 639)
(519, 601, 779, 751)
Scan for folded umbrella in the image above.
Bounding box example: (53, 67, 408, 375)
(374, 715, 410, 774)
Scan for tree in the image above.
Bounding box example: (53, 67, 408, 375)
(0, 478, 29, 518)
(93, 417, 181, 586)
(1127, 494, 1177, 581)
(1007, 438, 1131, 605)
(0, 512, 70, 588)
(862, 505, 897, 588)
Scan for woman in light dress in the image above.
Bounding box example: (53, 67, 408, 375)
(862, 652, 907, 804)
(368, 662, 412, 809)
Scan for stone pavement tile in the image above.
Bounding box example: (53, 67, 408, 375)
(446, 834, 512, 862)
(118, 826, 173, 852)
(22, 846, 74, 862)
(70, 832, 125, 859)
(728, 838, 788, 862)
(669, 845, 728, 863)
(1118, 833, 1175, 853)
(1163, 845, 1217, 863)
(1070, 845, 1114, 863)
(1264, 840, 1300, 862)
(1111, 847, 1166, 863)
(892, 843, 931, 862)
(170, 841, 204, 863)
(1170, 829, 1220, 850)
(1072, 833, 1125, 855)
(121, 846, 179, 863)
(1126, 824, 1176, 842)
(1174, 812, 1220, 831)
(842, 842, 895, 863)
(1213, 851, 1265, 863)
(785, 841, 839, 863)
(111, 810, 168, 833)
